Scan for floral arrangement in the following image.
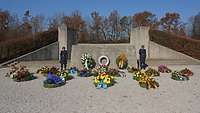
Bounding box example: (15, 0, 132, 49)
(56, 70, 73, 81)
(93, 65, 116, 89)
(37, 66, 59, 76)
(98, 55, 110, 66)
(133, 70, 144, 81)
(133, 70, 159, 89)
(90, 65, 108, 77)
(6, 63, 36, 82)
(98, 65, 108, 73)
(92, 66, 123, 77)
(158, 65, 172, 73)
(81, 53, 96, 70)
(43, 72, 66, 88)
(79, 68, 93, 77)
(79, 53, 96, 77)
(37, 66, 74, 88)
(116, 53, 128, 69)
(36, 66, 49, 74)
(94, 73, 115, 89)
(179, 68, 193, 77)
(5, 62, 19, 77)
(127, 66, 140, 73)
(171, 71, 189, 81)
(68, 67, 79, 77)
(138, 73, 159, 89)
(145, 68, 160, 77)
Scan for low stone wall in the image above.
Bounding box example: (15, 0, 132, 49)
(19, 42, 59, 61)
(70, 44, 137, 68)
(149, 41, 200, 63)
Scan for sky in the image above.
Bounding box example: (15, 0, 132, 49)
(0, 0, 200, 22)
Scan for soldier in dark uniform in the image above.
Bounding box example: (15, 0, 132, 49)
(60, 46, 68, 70)
(139, 45, 148, 69)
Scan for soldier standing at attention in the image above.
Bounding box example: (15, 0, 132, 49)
(139, 45, 148, 69)
(60, 46, 68, 70)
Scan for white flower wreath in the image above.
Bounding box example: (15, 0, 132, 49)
(98, 55, 110, 66)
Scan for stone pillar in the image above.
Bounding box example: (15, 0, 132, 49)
(58, 24, 68, 60)
(130, 26, 150, 59)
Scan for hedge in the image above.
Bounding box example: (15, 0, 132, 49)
(0, 30, 58, 63)
(149, 30, 200, 60)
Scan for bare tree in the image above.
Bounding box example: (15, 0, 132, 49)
(48, 12, 65, 30)
(120, 16, 132, 37)
(160, 12, 186, 35)
(192, 12, 200, 39)
(21, 10, 32, 34)
(31, 15, 45, 33)
(90, 11, 106, 39)
(108, 10, 121, 40)
(64, 10, 85, 31)
(0, 10, 10, 32)
(133, 11, 159, 29)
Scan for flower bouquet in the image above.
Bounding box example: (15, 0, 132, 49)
(94, 73, 115, 89)
(133, 70, 159, 89)
(5, 63, 19, 77)
(81, 53, 96, 70)
(91, 66, 122, 77)
(116, 53, 128, 69)
(79, 68, 92, 77)
(133, 71, 144, 81)
(43, 72, 66, 88)
(171, 71, 189, 81)
(56, 70, 73, 81)
(6, 63, 36, 82)
(37, 66, 59, 76)
(179, 68, 193, 77)
(145, 68, 160, 77)
(138, 73, 159, 89)
(36, 66, 50, 74)
(127, 66, 140, 73)
(158, 65, 172, 73)
(68, 67, 79, 77)
(90, 65, 109, 76)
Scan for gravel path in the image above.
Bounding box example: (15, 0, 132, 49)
(0, 61, 200, 113)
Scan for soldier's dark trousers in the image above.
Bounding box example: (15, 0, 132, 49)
(140, 58, 146, 69)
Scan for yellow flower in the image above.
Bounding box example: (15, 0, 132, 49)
(100, 73, 106, 79)
(105, 74, 109, 78)
(94, 78, 100, 84)
(103, 77, 111, 84)
(96, 75, 100, 80)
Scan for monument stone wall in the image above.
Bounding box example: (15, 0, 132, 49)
(2, 25, 199, 67)
(70, 44, 137, 68)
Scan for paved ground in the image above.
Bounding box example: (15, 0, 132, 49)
(0, 61, 200, 113)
